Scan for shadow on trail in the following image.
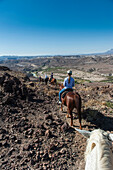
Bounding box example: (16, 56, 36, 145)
(82, 108, 113, 131)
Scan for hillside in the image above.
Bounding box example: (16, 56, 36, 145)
(0, 55, 113, 83)
(0, 68, 113, 169)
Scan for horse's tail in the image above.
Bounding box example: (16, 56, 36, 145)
(77, 93, 81, 113)
(74, 92, 82, 129)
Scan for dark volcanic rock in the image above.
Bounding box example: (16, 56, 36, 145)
(0, 73, 34, 104)
(2, 95, 17, 106)
(0, 66, 10, 71)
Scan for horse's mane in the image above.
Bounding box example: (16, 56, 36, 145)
(74, 92, 81, 98)
(85, 129, 113, 169)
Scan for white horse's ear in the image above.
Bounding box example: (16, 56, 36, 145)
(109, 134, 113, 142)
(75, 128, 91, 138)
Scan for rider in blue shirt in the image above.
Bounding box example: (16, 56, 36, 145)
(58, 70, 75, 104)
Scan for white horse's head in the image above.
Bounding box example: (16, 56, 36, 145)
(75, 128, 113, 170)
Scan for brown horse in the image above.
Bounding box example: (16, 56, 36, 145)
(49, 77, 57, 85)
(59, 83, 82, 129)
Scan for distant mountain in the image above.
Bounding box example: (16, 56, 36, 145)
(0, 55, 55, 61)
(0, 48, 113, 61)
(0, 55, 39, 61)
(104, 49, 113, 55)
(94, 48, 113, 55)
(81, 48, 113, 56)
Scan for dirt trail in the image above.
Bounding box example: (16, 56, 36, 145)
(0, 70, 113, 169)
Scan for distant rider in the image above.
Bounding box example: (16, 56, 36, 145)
(58, 70, 75, 104)
(45, 74, 49, 85)
(50, 72, 53, 82)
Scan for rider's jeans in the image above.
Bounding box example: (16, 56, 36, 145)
(59, 87, 71, 102)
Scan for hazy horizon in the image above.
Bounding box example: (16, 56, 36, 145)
(0, 48, 112, 57)
(0, 0, 113, 56)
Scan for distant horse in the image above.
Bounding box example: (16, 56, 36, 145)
(38, 77, 44, 82)
(49, 77, 57, 85)
(59, 83, 82, 129)
(45, 77, 49, 85)
(75, 128, 113, 170)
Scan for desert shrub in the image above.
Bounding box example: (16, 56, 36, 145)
(105, 101, 113, 109)
(101, 76, 113, 83)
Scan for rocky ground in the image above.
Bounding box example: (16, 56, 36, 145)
(0, 67, 113, 170)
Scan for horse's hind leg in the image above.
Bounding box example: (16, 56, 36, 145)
(77, 108, 82, 130)
(67, 108, 69, 118)
(79, 115, 82, 130)
(69, 110, 73, 126)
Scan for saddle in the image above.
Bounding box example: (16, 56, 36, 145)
(62, 88, 73, 98)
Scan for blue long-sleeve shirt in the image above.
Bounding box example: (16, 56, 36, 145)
(63, 77, 75, 89)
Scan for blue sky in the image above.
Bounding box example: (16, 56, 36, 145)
(0, 0, 113, 56)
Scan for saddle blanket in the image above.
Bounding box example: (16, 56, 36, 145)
(62, 89, 73, 98)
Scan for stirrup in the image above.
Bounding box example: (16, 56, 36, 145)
(57, 101, 62, 104)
